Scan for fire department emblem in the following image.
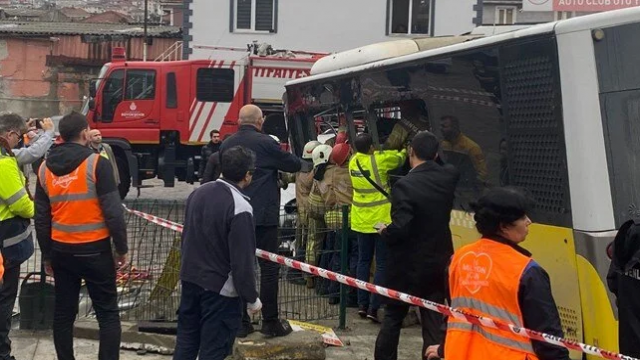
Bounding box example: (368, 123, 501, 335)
(130, 102, 137, 111)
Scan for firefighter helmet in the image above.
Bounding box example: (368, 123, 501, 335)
(302, 140, 321, 160)
(330, 143, 351, 166)
(312, 144, 332, 167)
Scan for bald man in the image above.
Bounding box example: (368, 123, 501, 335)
(89, 129, 120, 186)
(219, 104, 301, 338)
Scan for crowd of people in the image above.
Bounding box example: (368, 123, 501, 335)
(0, 104, 638, 360)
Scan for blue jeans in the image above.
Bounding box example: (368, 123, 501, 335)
(174, 281, 242, 360)
(356, 232, 386, 311)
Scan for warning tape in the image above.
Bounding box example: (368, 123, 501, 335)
(122, 205, 637, 360)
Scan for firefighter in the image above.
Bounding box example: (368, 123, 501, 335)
(0, 114, 33, 360)
(384, 99, 430, 151)
(426, 187, 568, 360)
(292, 141, 321, 285)
(320, 143, 358, 306)
(349, 133, 406, 322)
(306, 144, 332, 289)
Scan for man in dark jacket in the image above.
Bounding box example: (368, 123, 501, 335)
(35, 112, 127, 360)
(375, 131, 459, 360)
(200, 151, 221, 184)
(175, 146, 262, 360)
(608, 219, 640, 358)
(199, 129, 221, 179)
(219, 104, 301, 338)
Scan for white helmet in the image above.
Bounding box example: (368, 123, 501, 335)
(312, 144, 332, 167)
(269, 134, 280, 143)
(302, 140, 321, 160)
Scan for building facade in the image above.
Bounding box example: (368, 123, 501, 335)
(184, 0, 481, 58)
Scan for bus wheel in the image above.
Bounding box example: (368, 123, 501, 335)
(116, 156, 131, 200)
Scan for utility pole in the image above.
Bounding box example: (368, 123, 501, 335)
(143, 0, 148, 61)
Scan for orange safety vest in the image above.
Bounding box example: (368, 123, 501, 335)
(38, 153, 110, 244)
(445, 239, 539, 360)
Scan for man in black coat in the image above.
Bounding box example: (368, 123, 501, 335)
(198, 129, 221, 179)
(608, 219, 640, 358)
(219, 104, 302, 338)
(374, 131, 459, 360)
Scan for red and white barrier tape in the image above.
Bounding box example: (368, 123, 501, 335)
(122, 205, 636, 360)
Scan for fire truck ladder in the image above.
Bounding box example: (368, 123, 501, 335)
(155, 41, 184, 61)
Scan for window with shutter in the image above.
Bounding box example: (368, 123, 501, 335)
(236, 0, 251, 29)
(232, 0, 276, 32)
(255, 0, 274, 31)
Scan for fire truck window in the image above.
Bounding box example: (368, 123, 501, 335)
(101, 69, 124, 123)
(125, 70, 156, 100)
(197, 68, 235, 102)
(166, 72, 177, 109)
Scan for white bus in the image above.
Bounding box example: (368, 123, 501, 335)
(284, 8, 640, 359)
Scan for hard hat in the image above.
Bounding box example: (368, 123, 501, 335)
(302, 140, 321, 160)
(335, 132, 348, 145)
(312, 144, 332, 167)
(330, 143, 350, 166)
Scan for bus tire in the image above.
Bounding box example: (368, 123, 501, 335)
(116, 155, 131, 200)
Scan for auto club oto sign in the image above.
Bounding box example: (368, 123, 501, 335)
(523, 0, 640, 11)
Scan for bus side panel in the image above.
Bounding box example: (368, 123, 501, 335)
(574, 231, 619, 359)
(451, 212, 583, 360)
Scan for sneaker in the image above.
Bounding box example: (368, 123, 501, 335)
(358, 305, 368, 319)
(236, 323, 255, 338)
(367, 309, 381, 324)
(260, 319, 293, 338)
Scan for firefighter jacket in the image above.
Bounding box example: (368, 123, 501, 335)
(348, 149, 406, 233)
(441, 133, 488, 183)
(308, 166, 327, 221)
(35, 143, 127, 260)
(384, 117, 429, 151)
(444, 237, 569, 360)
(295, 162, 314, 222)
(317, 164, 353, 230)
(0, 147, 35, 267)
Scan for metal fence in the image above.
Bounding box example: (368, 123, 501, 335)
(17, 199, 356, 329)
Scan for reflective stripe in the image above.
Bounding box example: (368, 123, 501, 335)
(370, 155, 385, 188)
(448, 322, 534, 353)
(3, 226, 31, 248)
(353, 187, 379, 194)
(49, 193, 97, 203)
(451, 297, 522, 326)
(352, 199, 390, 207)
(5, 188, 27, 206)
(52, 221, 107, 233)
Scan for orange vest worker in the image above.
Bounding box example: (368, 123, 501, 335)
(445, 239, 539, 360)
(38, 153, 110, 243)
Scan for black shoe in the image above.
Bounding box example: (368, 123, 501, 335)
(260, 319, 293, 338)
(236, 323, 255, 338)
(367, 309, 381, 324)
(358, 305, 368, 318)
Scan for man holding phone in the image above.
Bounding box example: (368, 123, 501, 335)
(374, 131, 459, 360)
(14, 118, 55, 172)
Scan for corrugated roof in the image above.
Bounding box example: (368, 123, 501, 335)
(59, 7, 91, 18)
(0, 21, 181, 37)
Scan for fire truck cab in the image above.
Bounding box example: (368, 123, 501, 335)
(84, 44, 325, 198)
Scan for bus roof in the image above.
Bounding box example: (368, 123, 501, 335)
(286, 6, 640, 87)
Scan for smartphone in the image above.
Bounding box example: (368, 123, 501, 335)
(33, 118, 43, 129)
(373, 223, 386, 231)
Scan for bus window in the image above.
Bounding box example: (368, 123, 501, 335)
(101, 69, 124, 123)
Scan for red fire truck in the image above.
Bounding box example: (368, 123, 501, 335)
(83, 44, 326, 198)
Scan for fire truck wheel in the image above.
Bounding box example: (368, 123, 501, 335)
(116, 155, 131, 200)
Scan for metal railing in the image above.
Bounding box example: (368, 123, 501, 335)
(154, 41, 183, 62)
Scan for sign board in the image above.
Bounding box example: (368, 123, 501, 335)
(523, 0, 640, 11)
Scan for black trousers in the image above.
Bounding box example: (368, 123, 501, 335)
(51, 251, 121, 360)
(242, 225, 279, 325)
(0, 263, 20, 360)
(374, 292, 446, 360)
(174, 281, 241, 360)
